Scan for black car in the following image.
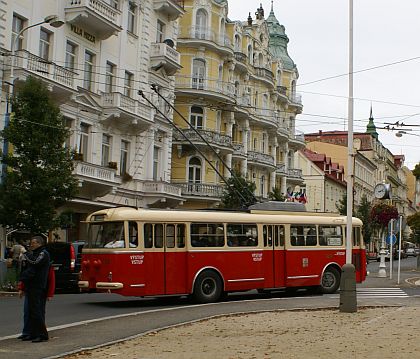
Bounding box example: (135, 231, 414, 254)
(46, 241, 85, 292)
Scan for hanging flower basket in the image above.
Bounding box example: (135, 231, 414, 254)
(369, 203, 398, 229)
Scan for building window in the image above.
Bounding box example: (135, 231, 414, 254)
(153, 146, 160, 180)
(127, 2, 137, 33)
(156, 20, 165, 43)
(39, 28, 51, 60)
(188, 157, 202, 184)
(247, 45, 253, 64)
(101, 134, 112, 166)
(120, 140, 129, 175)
(12, 14, 26, 50)
(63, 118, 73, 149)
(192, 59, 205, 89)
(195, 9, 208, 39)
(260, 175, 265, 196)
(190, 106, 204, 129)
(262, 133, 267, 153)
(79, 123, 90, 160)
(65, 41, 77, 70)
(105, 61, 116, 93)
(234, 34, 241, 52)
(124, 71, 133, 97)
(83, 51, 95, 91)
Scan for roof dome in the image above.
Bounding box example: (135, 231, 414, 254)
(266, 2, 295, 70)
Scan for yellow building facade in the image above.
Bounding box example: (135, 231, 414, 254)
(171, 1, 305, 208)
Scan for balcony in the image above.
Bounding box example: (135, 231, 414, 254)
(175, 182, 224, 199)
(173, 128, 232, 152)
(232, 142, 246, 158)
(289, 92, 303, 113)
(234, 51, 248, 73)
(252, 108, 277, 128)
(288, 168, 303, 179)
(9, 50, 77, 100)
(153, 0, 185, 21)
(276, 85, 288, 103)
(178, 26, 233, 54)
(65, 0, 122, 40)
(150, 42, 181, 75)
(276, 163, 287, 175)
(175, 76, 235, 103)
(288, 132, 306, 149)
(73, 161, 120, 199)
(254, 67, 274, 84)
(247, 151, 275, 168)
(101, 92, 153, 129)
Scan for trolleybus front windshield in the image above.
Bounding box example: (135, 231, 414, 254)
(87, 221, 125, 248)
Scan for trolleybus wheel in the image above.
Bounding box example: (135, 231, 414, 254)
(320, 267, 340, 294)
(193, 271, 222, 303)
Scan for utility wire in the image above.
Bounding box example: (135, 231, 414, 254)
(138, 88, 254, 208)
(151, 84, 258, 205)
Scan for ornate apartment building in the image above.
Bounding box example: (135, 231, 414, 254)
(0, 0, 186, 240)
(170, 1, 305, 208)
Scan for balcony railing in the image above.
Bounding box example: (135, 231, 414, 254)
(175, 182, 224, 198)
(234, 52, 247, 64)
(139, 181, 182, 196)
(276, 163, 287, 174)
(150, 42, 181, 75)
(65, 0, 122, 39)
(10, 50, 76, 90)
(288, 168, 303, 178)
(232, 142, 246, 156)
(276, 85, 287, 96)
(175, 76, 235, 98)
(73, 161, 117, 183)
(179, 26, 232, 48)
(247, 151, 275, 166)
(254, 67, 274, 82)
(290, 93, 302, 105)
(101, 92, 152, 122)
(173, 128, 232, 148)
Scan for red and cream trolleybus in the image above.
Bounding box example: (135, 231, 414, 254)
(78, 206, 366, 303)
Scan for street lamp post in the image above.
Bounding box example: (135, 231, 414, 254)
(0, 15, 64, 275)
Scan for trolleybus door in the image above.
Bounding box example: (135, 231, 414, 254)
(262, 225, 286, 288)
(143, 223, 188, 296)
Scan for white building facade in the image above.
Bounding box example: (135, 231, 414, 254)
(0, 0, 185, 241)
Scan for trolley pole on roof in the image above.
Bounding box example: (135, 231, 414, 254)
(340, 0, 357, 313)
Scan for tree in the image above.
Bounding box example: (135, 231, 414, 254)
(412, 163, 420, 179)
(0, 77, 78, 234)
(268, 186, 285, 202)
(336, 193, 347, 215)
(219, 171, 256, 209)
(407, 212, 420, 245)
(355, 195, 372, 244)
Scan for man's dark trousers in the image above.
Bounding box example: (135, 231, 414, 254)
(27, 288, 48, 339)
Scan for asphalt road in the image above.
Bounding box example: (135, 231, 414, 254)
(0, 257, 419, 359)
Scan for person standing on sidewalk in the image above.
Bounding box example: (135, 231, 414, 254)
(18, 236, 51, 343)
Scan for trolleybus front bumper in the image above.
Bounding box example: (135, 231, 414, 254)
(78, 281, 123, 290)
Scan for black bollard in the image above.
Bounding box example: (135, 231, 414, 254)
(339, 263, 357, 313)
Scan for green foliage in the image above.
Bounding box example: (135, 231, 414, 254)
(219, 171, 256, 209)
(369, 202, 399, 230)
(407, 212, 420, 245)
(268, 186, 285, 202)
(336, 193, 347, 215)
(0, 77, 78, 234)
(355, 195, 372, 243)
(412, 163, 420, 179)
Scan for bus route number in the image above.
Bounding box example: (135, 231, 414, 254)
(130, 255, 144, 265)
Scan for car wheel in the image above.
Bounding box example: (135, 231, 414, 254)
(193, 271, 223, 304)
(320, 267, 341, 294)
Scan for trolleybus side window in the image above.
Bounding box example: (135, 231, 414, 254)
(144, 223, 153, 248)
(177, 224, 186, 248)
(155, 224, 163, 248)
(319, 226, 343, 246)
(191, 223, 224, 247)
(167, 224, 175, 248)
(128, 221, 138, 248)
(227, 224, 258, 247)
(290, 225, 317, 246)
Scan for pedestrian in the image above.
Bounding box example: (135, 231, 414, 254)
(18, 236, 51, 343)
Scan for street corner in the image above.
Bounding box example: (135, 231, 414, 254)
(405, 277, 420, 287)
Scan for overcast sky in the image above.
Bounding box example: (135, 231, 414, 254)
(228, 0, 420, 169)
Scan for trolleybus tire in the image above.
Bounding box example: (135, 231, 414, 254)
(320, 267, 340, 294)
(193, 270, 223, 303)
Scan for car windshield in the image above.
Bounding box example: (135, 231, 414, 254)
(87, 222, 125, 248)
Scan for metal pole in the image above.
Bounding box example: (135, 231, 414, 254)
(345, 0, 354, 265)
(397, 215, 402, 284)
(389, 219, 393, 279)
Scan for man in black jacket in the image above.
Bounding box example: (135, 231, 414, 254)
(19, 236, 50, 343)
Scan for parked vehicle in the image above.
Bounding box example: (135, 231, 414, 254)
(393, 249, 407, 259)
(46, 241, 85, 292)
(406, 247, 418, 257)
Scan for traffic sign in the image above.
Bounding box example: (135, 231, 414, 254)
(386, 234, 397, 245)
